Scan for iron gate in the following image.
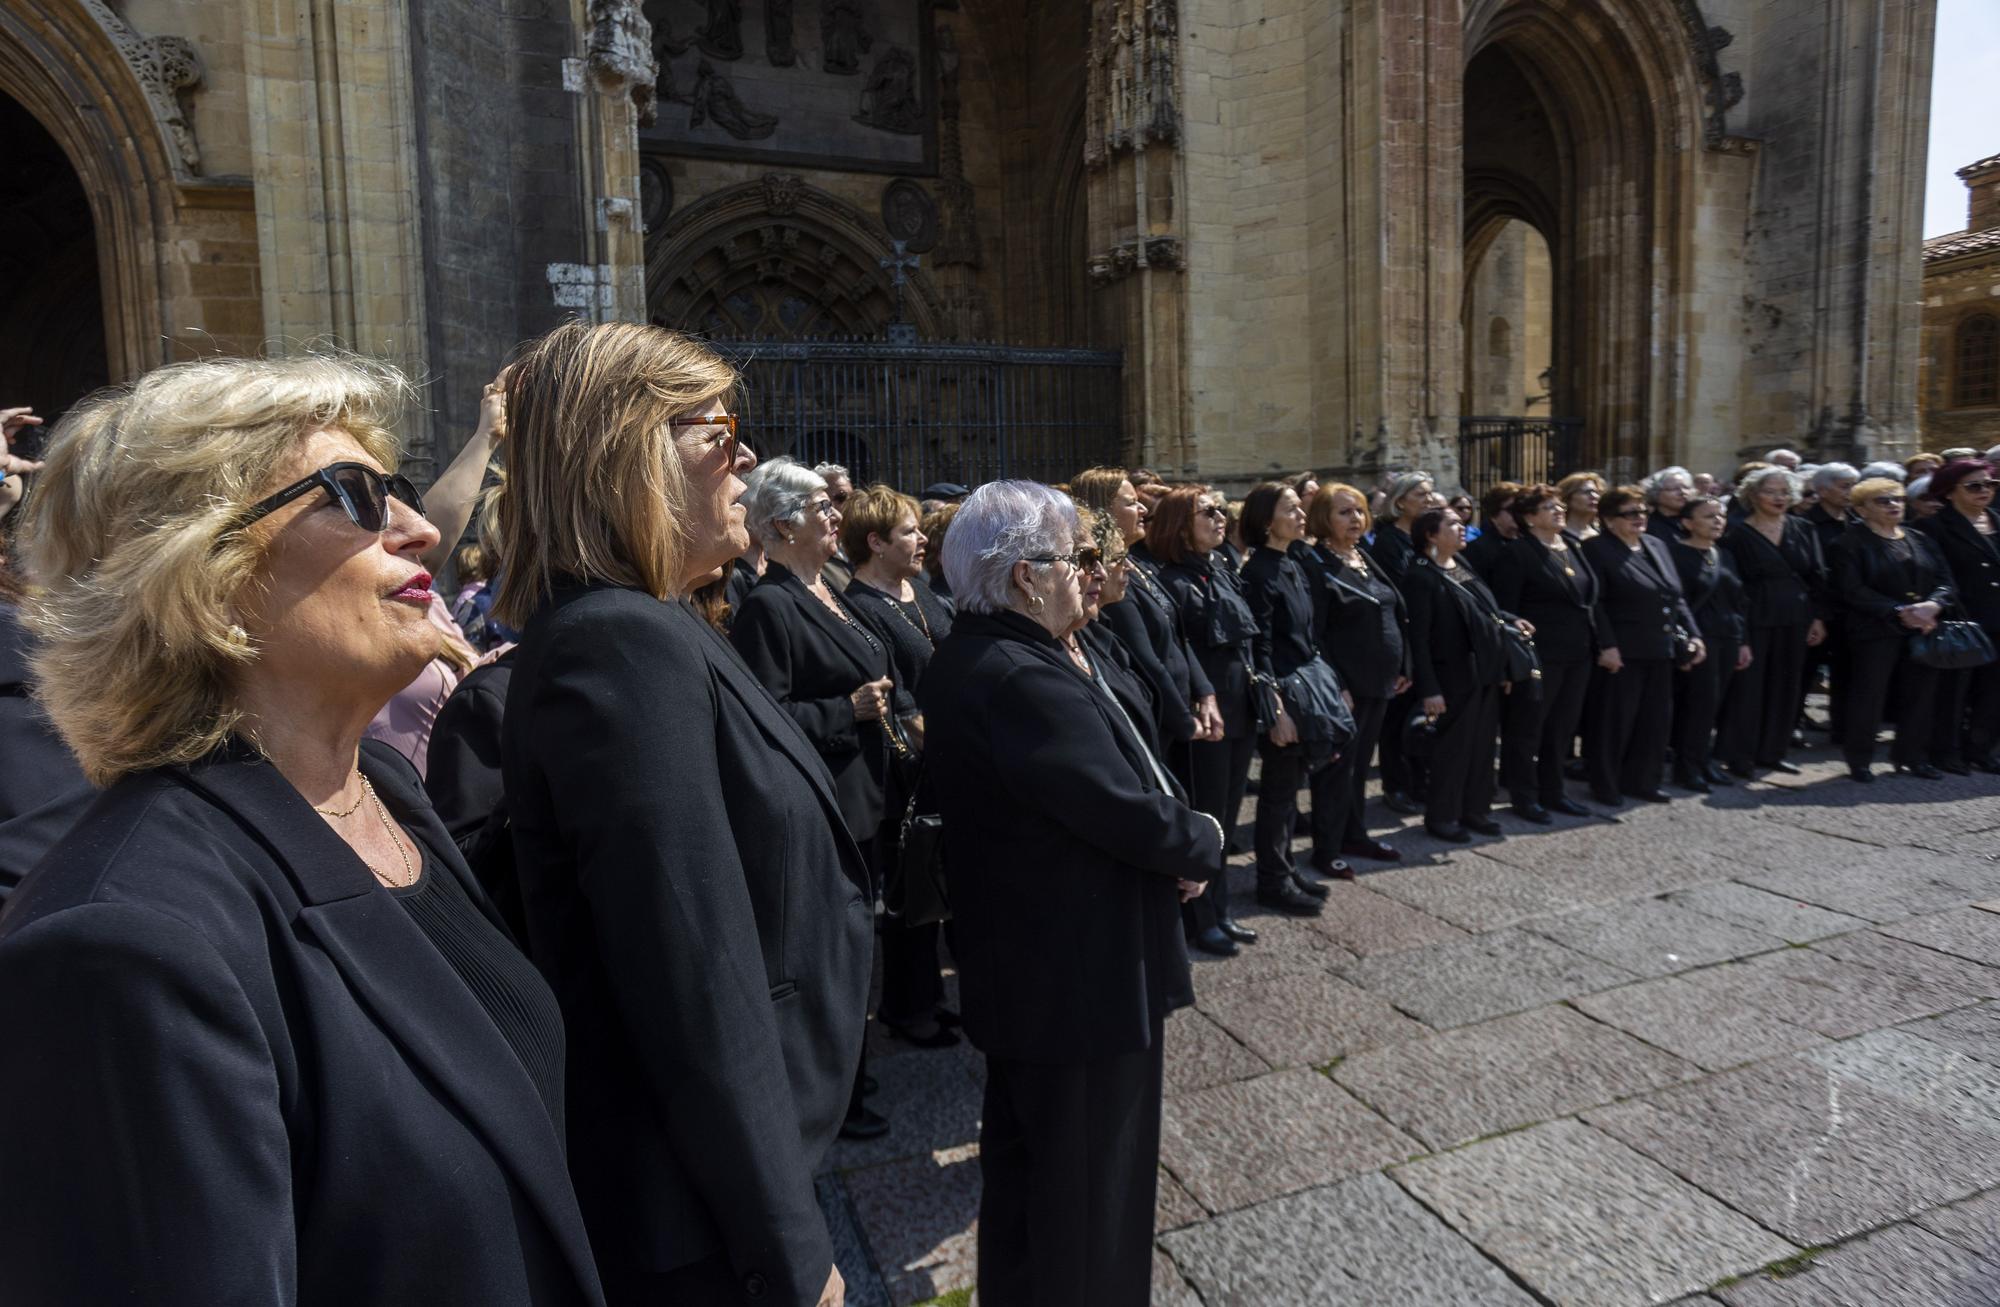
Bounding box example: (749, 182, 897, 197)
(712, 339, 1125, 492)
(1458, 416, 1585, 494)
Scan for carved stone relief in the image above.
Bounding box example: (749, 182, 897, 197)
(1671, 2, 1749, 149)
(1085, 0, 1179, 170)
(696, 0, 744, 60)
(641, 156, 675, 230)
(766, 0, 797, 66)
(880, 178, 938, 253)
(822, 0, 874, 75)
(763, 172, 804, 216)
(855, 47, 924, 134)
(589, 0, 662, 124)
(691, 58, 779, 139)
(932, 23, 980, 266)
(79, 0, 205, 176)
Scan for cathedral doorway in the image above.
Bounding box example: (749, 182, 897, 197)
(0, 91, 108, 428)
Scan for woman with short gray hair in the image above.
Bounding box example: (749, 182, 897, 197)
(920, 480, 1222, 1307)
(1643, 466, 1694, 540)
(1717, 465, 1827, 777)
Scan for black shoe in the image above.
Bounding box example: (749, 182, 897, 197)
(1672, 772, 1711, 795)
(1897, 763, 1945, 780)
(1463, 814, 1504, 836)
(840, 1106, 890, 1140)
(885, 1019, 960, 1049)
(1723, 761, 1755, 780)
(1973, 755, 2000, 776)
(1765, 760, 1803, 776)
(1192, 925, 1240, 956)
(1848, 763, 1875, 784)
(1939, 759, 1972, 776)
(1255, 882, 1325, 916)
(1704, 762, 1735, 787)
(1311, 854, 1358, 881)
(1290, 870, 1332, 900)
(1383, 790, 1423, 815)
(1342, 838, 1401, 862)
(1225, 835, 1248, 856)
(1426, 822, 1472, 844)
(1510, 802, 1553, 824)
(1624, 789, 1672, 804)
(1547, 797, 1595, 817)
(1218, 919, 1259, 944)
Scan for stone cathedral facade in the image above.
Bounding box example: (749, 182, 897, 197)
(0, 0, 1938, 488)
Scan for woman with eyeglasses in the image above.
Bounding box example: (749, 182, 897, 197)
(1829, 477, 1956, 782)
(1915, 460, 2000, 774)
(1581, 486, 1704, 806)
(1715, 467, 1826, 778)
(496, 326, 868, 1307)
(1557, 471, 1606, 541)
(0, 356, 607, 1306)
(1668, 496, 1752, 793)
(1641, 466, 1695, 541)
(916, 482, 1220, 1307)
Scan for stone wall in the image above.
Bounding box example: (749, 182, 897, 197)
(1919, 255, 2000, 449)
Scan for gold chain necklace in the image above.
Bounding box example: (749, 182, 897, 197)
(362, 777, 415, 889)
(312, 773, 367, 819)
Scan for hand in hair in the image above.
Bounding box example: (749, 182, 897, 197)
(0, 405, 43, 477)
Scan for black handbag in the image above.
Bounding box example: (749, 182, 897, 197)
(1910, 620, 1999, 670)
(887, 788, 950, 926)
(1498, 619, 1542, 687)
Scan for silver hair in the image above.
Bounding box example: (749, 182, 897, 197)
(1641, 466, 1693, 506)
(740, 456, 828, 546)
(1860, 461, 1907, 483)
(941, 480, 1079, 615)
(1987, 445, 2000, 464)
(811, 462, 851, 484)
(1766, 447, 1802, 468)
(1383, 471, 1434, 517)
(1909, 474, 1934, 499)
(1734, 465, 1803, 508)
(1808, 462, 1859, 492)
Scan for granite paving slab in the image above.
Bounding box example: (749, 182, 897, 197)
(1751, 779, 2000, 845)
(1344, 927, 1635, 1028)
(1477, 808, 1864, 887)
(1155, 1168, 1205, 1233)
(1735, 848, 2000, 923)
(817, 1173, 893, 1307)
(1395, 1119, 1796, 1307)
(1804, 1027, 2000, 1134)
(1198, 969, 1426, 1068)
(1810, 929, 2000, 1004)
(1158, 1068, 1418, 1214)
(1574, 973, 1830, 1072)
(1902, 1001, 2000, 1066)
(1667, 881, 1871, 943)
(1584, 1055, 2000, 1244)
(1523, 898, 1786, 978)
(1716, 1221, 2000, 1307)
(1162, 1007, 1270, 1097)
(1333, 1004, 1697, 1149)
(840, 1151, 981, 1307)
(1882, 906, 2000, 967)
(825, 1043, 985, 1172)
(1306, 882, 1470, 957)
(1910, 823, 2000, 859)
(1362, 853, 1592, 932)
(1151, 1248, 1203, 1307)
(1915, 1186, 2000, 1259)
(1159, 1172, 1540, 1306)
(1187, 913, 1359, 996)
(1702, 945, 1989, 1039)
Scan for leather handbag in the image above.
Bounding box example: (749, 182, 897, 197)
(1910, 620, 1998, 670)
(888, 788, 950, 926)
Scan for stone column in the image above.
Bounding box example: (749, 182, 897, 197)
(578, 0, 653, 324)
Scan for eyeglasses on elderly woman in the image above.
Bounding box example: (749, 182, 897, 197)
(1024, 547, 1104, 572)
(238, 461, 425, 533)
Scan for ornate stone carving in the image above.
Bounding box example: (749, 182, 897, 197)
(1085, 0, 1179, 170)
(762, 172, 804, 216)
(880, 179, 939, 254)
(691, 59, 778, 139)
(855, 47, 924, 134)
(821, 0, 873, 75)
(588, 0, 660, 124)
(932, 24, 981, 267)
(766, 0, 797, 66)
(697, 0, 744, 60)
(79, 1, 205, 175)
(1143, 236, 1184, 270)
(640, 156, 675, 230)
(1672, 3, 1750, 149)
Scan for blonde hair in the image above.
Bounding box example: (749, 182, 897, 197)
(20, 353, 407, 786)
(493, 321, 737, 627)
(840, 484, 921, 564)
(1068, 466, 1133, 514)
(1851, 476, 1906, 509)
(1306, 482, 1371, 538)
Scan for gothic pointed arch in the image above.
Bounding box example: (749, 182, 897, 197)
(646, 173, 947, 340)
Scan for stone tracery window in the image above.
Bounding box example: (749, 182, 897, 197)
(1957, 313, 2000, 408)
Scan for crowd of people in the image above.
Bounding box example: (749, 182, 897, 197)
(0, 327, 1996, 1307)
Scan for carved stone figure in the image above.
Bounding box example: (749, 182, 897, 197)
(696, 0, 743, 60)
(821, 0, 873, 75)
(762, 172, 804, 217)
(766, 0, 797, 66)
(691, 59, 778, 140)
(933, 24, 981, 267)
(79, 0, 205, 175)
(881, 179, 939, 254)
(588, 0, 660, 125)
(855, 46, 923, 135)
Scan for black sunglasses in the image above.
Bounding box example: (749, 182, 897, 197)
(1963, 480, 1997, 492)
(239, 462, 425, 533)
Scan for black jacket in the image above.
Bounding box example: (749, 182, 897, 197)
(1646, 511, 1685, 542)
(1367, 523, 1419, 586)
(1242, 545, 1320, 682)
(0, 603, 86, 825)
(1582, 533, 1702, 661)
(1158, 551, 1259, 736)
(0, 740, 602, 1307)
(503, 585, 872, 1301)
(732, 562, 901, 836)
(1463, 527, 1512, 577)
(1491, 534, 1602, 666)
(1915, 509, 2000, 631)
(425, 649, 521, 937)
(1079, 618, 1170, 765)
(1829, 528, 1957, 643)
(1719, 515, 1825, 630)
(1108, 543, 1214, 748)
(1403, 558, 1511, 699)
(1803, 503, 1856, 558)
(723, 557, 761, 626)
(1670, 542, 1749, 649)
(1304, 544, 1407, 700)
(918, 609, 1223, 1062)
(845, 575, 953, 695)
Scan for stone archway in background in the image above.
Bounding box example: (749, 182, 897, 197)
(0, 92, 108, 424)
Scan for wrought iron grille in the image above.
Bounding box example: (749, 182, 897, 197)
(1458, 416, 1585, 494)
(711, 339, 1125, 491)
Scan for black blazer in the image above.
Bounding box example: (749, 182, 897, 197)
(0, 740, 602, 1307)
(1671, 542, 1749, 649)
(1803, 503, 1855, 558)
(1916, 509, 2000, 631)
(1403, 558, 1510, 699)
(1159, 551, 1259, 736)
(918, 609, 1223, 1062)
(1108, 543, 1214, 748)
(0, 603, 86, 824)
(1719, 515, 1825, 630)
(1242, 545, 1320, 682)
(1304, 544, 1407, 700)
(1490, 534, 1602, 666)
(503, 586, 872, 1301)
(732, 562, 900, 836)
(723, 556, 761, 626)
(1079, 618, 1169, 765)
(1829, 528, 1957, 643)
(426, 650, 522, 937)
(1367, 523, 1419, 586)
(1582, 533, 1702, 661)
(1463, 527, 1511, 577)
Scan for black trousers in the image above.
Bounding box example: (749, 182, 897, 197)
(1312, 695, 1388, 854)
(1587, 657, 1673, 798)
(1504, 658, 1591, 806)
(1804, 625, 1850, 737)
(1673, 638, 1739, 782)
(1719, 622, 1808, 767)
(977, 1029, 1164, 1307)
(1254, 740, 1306, 888)
(1843, 637, 1938, 766)
(1379, 686, 1427, 801)
(1425, 681, 1501, 827)
(879, 919, 945, 1026)
(1933, 658, 2000, 766)
(1179, 732, 1253, 929)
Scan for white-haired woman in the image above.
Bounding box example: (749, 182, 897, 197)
(1643, 465, 1694, 541)
(1716, 466, 1827, 777)
(0, 355, 606, 1306)
(1367, 470, 1437, 816)
(919, 481, 1221, 1307)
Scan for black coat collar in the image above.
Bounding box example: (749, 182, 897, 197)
(764, 562, 880, 678)
(1936, 507, 2000, 560)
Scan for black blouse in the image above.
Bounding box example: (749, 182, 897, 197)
(395, 849, 567, 1127)
(1305, 544, 1407, 700)
(1158, 551, 1259, 734)
(1718, 515, 1825, 629)
(846, 575, 954, 694)
(1670, 542, 1749, 649)
(1242, 545, 1319, 682)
